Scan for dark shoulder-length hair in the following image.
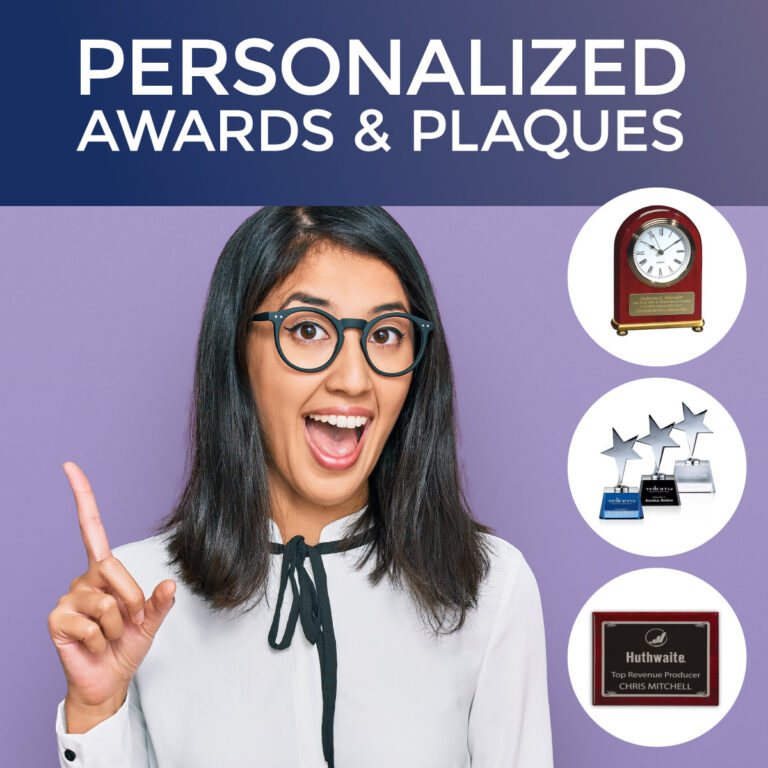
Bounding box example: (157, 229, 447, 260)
(159, 206, 492, 633)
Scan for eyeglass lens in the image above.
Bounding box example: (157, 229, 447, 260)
(278, 310, 419, 374)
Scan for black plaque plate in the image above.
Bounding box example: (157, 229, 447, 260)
(640, 476, 681, 506)
(593, 612, 719, 705)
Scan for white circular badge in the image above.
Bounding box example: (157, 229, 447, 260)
(567, 568, 746, 746)
(568, 377, 746, 557)
(568, 187, 746, 366)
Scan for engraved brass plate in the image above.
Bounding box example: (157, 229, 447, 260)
(629, 292, 695, 317)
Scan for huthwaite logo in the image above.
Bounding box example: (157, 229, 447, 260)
(644, 628, 668, 648)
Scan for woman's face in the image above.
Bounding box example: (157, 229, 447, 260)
(246, 241, 414, 514)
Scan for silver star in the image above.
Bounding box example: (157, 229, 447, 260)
(601, 429, 642, 485)
(674, 403, 713, 457)
(637, 416, 679, 473)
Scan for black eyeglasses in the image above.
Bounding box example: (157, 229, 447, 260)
(250, 307, 434, 376)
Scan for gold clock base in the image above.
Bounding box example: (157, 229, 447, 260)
(612, 318, 705, 335)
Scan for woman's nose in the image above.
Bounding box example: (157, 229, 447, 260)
(324, 330, 373, 395)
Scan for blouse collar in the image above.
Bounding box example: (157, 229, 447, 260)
(268, 505, 370, 545)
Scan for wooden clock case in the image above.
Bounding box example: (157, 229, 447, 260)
(612, 205, 704, 335)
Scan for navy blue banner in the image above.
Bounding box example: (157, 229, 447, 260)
(3, 0, 766, 204)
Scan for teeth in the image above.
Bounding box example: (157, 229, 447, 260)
(307, 414, 368, 429)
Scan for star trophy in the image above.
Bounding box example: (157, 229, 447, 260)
(600, 429, 643, 520)
(637, 415, 681, 506)
(673, 402, 716, 493)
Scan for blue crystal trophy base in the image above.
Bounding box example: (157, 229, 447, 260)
(600, 486, 643, 519)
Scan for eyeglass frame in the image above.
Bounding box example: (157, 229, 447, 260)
(249, 306, 434, 377)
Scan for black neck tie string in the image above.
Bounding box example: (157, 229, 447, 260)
(268, 530, 371, 768)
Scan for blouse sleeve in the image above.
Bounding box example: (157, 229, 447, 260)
(467, 553, 554, 768)
(55, 679, 152, 768)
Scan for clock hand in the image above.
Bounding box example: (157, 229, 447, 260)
(667, 237, 682, 248)
(640, 240, 660, 253)
(650, 232, 662, 250)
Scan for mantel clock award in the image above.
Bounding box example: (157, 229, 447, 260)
(600, 429, 643, 520)
(674, 402, 716, 493)
(638, 415, 681, 506)
(612, 206, 704, 335)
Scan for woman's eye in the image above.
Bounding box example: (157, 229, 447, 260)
(370, 327, 403, 345)
(288, 322, 330, 341)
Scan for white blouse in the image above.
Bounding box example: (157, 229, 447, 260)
(55, 509, 553, 767)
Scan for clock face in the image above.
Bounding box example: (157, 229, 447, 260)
(629, 219, 695, 286)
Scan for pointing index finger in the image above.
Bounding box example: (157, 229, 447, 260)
(62, 461, 112, 564)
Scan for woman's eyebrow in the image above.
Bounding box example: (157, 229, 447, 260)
(370, 301, 408, 313)
(280, 292, 330, 309)
(279, 295, 409, 315)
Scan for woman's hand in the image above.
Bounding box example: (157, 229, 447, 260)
(48, 462, 176, 733)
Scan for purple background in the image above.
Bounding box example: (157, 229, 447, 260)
(1, 206, 764, 765)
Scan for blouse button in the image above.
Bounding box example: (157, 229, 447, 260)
(64, 749, 77, 761)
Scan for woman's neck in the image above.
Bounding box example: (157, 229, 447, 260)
(268, 471, 368, 545)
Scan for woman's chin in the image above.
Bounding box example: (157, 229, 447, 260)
(290, 464, 369, 510)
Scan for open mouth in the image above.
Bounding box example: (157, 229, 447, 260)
(303, 413, 371, 470)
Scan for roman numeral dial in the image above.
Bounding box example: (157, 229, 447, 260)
(630, 220, 694, 286)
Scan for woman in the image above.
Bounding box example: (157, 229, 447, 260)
(49, 207, 553, 767)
